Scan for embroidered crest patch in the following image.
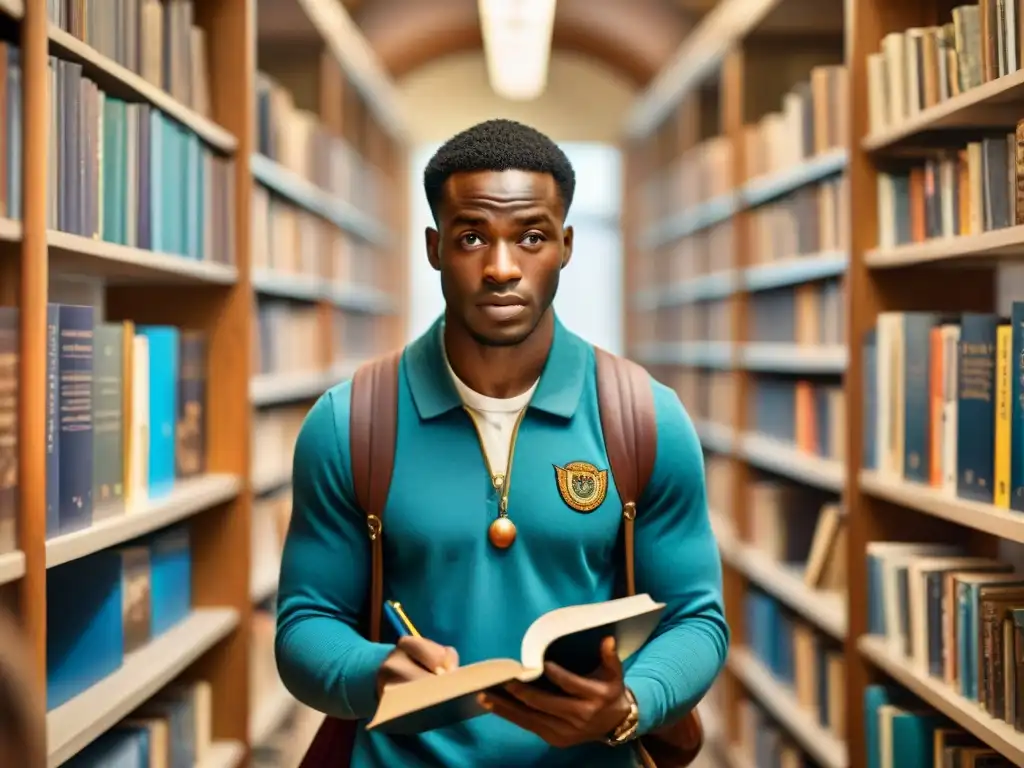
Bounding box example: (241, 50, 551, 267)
(553, 461, 608, 513)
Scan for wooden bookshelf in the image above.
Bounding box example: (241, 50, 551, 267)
(623, 0, 852, 764)
(0, 0, 410, 764)
(624, 0, 1024, 765)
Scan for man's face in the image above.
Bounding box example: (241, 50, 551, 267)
(426, 169, 573, 347)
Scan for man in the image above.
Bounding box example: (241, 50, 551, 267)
(276, 119, 728, 767)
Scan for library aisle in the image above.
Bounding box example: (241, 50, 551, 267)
(0, 0, 408, 764)
(623, 0, 1024, 766)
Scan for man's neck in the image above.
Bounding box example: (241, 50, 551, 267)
(444, 311, 553, 399)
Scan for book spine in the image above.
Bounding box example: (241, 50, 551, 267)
(957, 313, 999, 503)
(57, 304, 95, 534)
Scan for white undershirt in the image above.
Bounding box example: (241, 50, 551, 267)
(444, 352, 538, 478)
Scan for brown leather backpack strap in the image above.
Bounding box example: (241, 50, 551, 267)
(594, 347, 704, 768)
(593, 347, 657, 597)
(349, 350, 402, 643)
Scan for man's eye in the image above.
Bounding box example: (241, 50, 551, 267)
(523, 234, 543, 245)
(462, 233, 482, 246)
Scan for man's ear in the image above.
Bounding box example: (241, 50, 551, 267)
(561, 225, 574, 270)
(426, 227, 440, 271)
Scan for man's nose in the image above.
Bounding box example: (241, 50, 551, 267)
(483, 241, 522, 283)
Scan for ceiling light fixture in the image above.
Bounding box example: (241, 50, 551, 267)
(478, 0, 557, 101)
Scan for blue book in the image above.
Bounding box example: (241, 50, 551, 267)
(66, 727, 145, 767)
(55, 304, 95, 534)
(886, 707, 946, 767)
(149, 525, 191, 636)
(44, 303, 60, 537)
(864, 684, 913, 768)
(1010, 302, 1024, 510)
(46, 551, 124, 710)
(863, 328, 878, 470)
(956, 313, 1000, 502)
(136, 326, 179, 499)
(149, 110, 164, 252)
(902, 313, 939, 483)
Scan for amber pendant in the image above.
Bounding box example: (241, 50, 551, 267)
(488, 516, 517, 549)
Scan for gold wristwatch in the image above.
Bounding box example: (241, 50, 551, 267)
(604, 687, 640, 746)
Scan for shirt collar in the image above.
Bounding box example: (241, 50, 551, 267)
(405, 313, 588, 421)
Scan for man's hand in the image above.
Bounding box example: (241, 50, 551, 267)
(376, 636, 459, 698)
(478, 636, 632, 748)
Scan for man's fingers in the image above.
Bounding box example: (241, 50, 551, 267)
(478, 692, 564, 740)
(503, 680, 585, 720)
(377, 653, 433, 696)
(398, 636, 459, 673)
(541, 662, 605, 698)
(387, 654, 433, 683)
(598, 636, 622, 678)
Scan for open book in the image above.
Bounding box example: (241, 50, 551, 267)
(367, 593, 665, 734)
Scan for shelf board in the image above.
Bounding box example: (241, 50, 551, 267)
(729, 647, 848, 768)
(743, 250, 848, 292)
(695, 420, 735, 454)
(250, 154, 389, 246)
(0, 549, 25, 585)
(740, 149, 847, 209)
(724, 745, 757, 768)
(250, 683, 296, 744)
(250, 370, 333, 407)
(291, 0, 408, 140)
(252, 269, 323, 302)
(251, 271, 397, 315)
(0, 217, 23, 242)
(47, 608, 240, 767)
(250, 566, 279, 604)
(739, 433, 844, 491)
(740, 343, 847, 374)
(47, 230, 239, 284)
(634, 270, 738, 310)
(635, 341, 735, 369)
(859, 635, 1024, 765)
(862, 69, 1024, 152)
(198, 741, 246, 768)
(328, 359, 360, 382)
(860, 470, 1024, 543)
(327, 283, 398, 314)
(623, 0, 783, 137)
(866, 226, 1024, 269)
(46, 26, 237, 154)
(717, 530, 846, 639)
(46, 474, 243, 568)
(641, 192, 738, 249)
(254, 467, 291, 496)
(699, 702, 723, 746)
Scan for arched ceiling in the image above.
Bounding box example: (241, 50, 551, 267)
(258, 0, 707, 86)
(353, 0, 693, 85)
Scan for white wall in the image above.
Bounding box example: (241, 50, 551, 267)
(396, 50, 636, 145)
(406, 142, 623, 355)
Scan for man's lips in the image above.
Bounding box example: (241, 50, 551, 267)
(479, 302, 527, 321)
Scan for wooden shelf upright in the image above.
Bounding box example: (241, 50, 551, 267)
(0, 0, 410, 764)
(626, 0, 1024, 765)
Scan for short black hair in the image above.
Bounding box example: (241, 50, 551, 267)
(423, 119, 576, 222)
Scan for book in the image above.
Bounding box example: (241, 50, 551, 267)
(366, 593, 665, 735)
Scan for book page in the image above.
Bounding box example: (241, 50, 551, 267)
(519, 593, 665, 671)
(367, 593, 665, 735)
(367, 657, 535, 734)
